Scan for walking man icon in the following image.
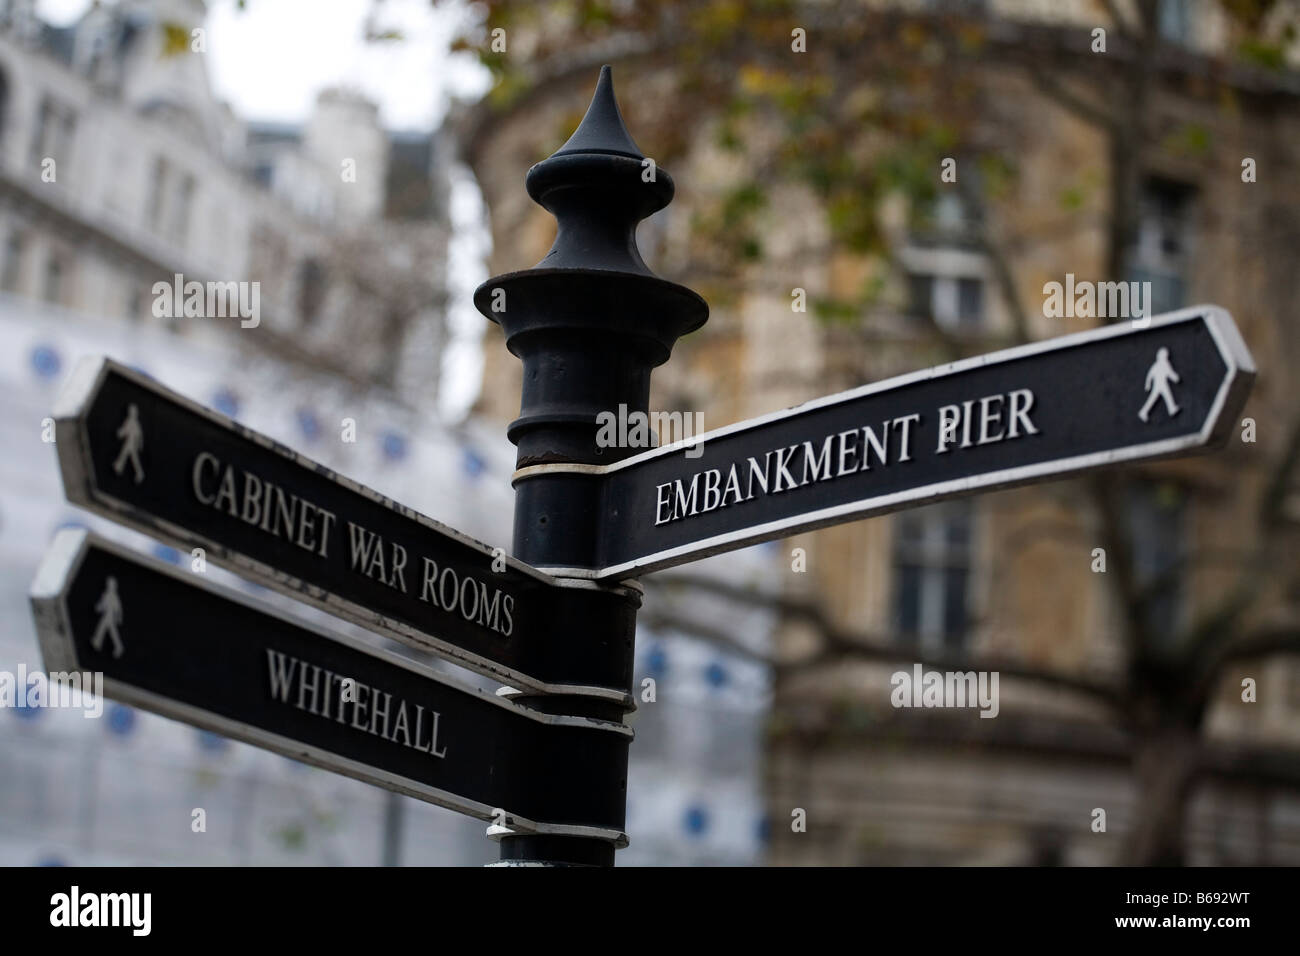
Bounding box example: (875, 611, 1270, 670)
(91, 576, 125, 658)
(112, 403, 145, 484)
(1138, 347, 1182, 423)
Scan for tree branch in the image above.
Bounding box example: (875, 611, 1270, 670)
(643, 576, 1127, 710)
(1026, 63, 1119, 134)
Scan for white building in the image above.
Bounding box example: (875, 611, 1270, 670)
(0, 0, 450, 405)
(0, 0, 775, 866)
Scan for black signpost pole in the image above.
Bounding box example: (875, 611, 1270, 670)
(475, 67, 707, 866)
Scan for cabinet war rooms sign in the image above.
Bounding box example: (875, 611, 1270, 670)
(524, 306, 1255, 579)
(49, 359, 633, 699)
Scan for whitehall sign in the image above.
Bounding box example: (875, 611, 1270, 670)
(30, 530, 630, 840)
(50, 358, 632, 699)
(519, 306, 1255, 579)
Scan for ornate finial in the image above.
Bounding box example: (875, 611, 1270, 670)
(552, 65, 645, 160)
(475, 66, 707, 468)
(518, 65, 677, 274)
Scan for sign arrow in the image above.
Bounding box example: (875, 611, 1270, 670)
(523, 306, 1255, 579)
(52, 358, 635, 700)
(30, 530, 631, 842)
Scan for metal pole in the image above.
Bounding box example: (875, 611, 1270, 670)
(381, 789, 404, 867)
(475, 66, 707, 866)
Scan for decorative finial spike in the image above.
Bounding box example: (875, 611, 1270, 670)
(552, 65, 645, 159)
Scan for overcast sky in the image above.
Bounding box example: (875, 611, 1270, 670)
(38, 0, 490, 128)
(36, 0, 495, 420)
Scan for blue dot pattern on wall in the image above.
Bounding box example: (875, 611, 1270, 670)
(107, 703, 136, 737)
(36, 856, 67, 867)
(755, 815, 771, 844)
(683, 804, 709, 838)
(296, 408, 321, 442)
(705, 661, 728, 689)
(381, 431, 408, 462)
(196, 730, 229, 753)
(13, 699, 41, 722)
(211, 387, 240, 419)
(30, 344, 62, 380)
(461, 447, 486, 480)
(645, 644, 668, 679)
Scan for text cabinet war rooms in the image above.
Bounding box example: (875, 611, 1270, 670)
(30, 67, 1254, 866)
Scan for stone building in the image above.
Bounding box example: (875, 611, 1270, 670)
(459, 0, 1300, 864)
(0, 0, 450, 406)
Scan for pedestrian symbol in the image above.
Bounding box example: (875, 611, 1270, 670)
(91, 576, 125, 658)
(112, 403, 145, 484)
(1139, 347, 1182, 422)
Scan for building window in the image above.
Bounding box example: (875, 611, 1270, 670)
(892, 499, 975, 650)
(0, 68, 9, 144)
(170, 173, 195, 243)
(31, 95, 76, 167)
(1157, 0, 1194, 46)
(42, 253, 65, 305)
(1129, 178, 1194, 315)
(1287, 663, 1300, 712)
(125, 283, 144, 322)
(906, 270, 984, 328)
(1124, 481, 1187, 641)
(903, 192, 985, 330)
(297, 258, 326, 326)
(1, 231, 22, 292)
(148, 156, 169, 229)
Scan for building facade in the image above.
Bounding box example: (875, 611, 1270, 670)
(0, 0, 450, 406)
(460, 0, 1300, 864)
(0, 0, 480, 865)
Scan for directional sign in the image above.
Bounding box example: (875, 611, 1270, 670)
(52, 358, 634, 698)
(30, 530, 630, 841)
(524, 306, 1255, 579)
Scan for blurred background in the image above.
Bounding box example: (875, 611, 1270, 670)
(0, 0, 1297, 866)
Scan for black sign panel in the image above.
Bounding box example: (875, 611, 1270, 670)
(569, 306, 1254, 578)
(30, 531, 630, 838)
(52, 359, 632, 697)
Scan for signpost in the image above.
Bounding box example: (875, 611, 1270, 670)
(30, 530, 630, 841)
(513, 305, 1255, 579)
(50, 357, 635, 699)
(28, 66, 1259, 866)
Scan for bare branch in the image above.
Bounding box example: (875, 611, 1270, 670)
(643, 576, 1127, 710)
(1027, 63, 1119, 134)
(1188, 624, 1300, 714)
(1100, 0, 1136, 34)
(1260, 413, 1300, 528)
